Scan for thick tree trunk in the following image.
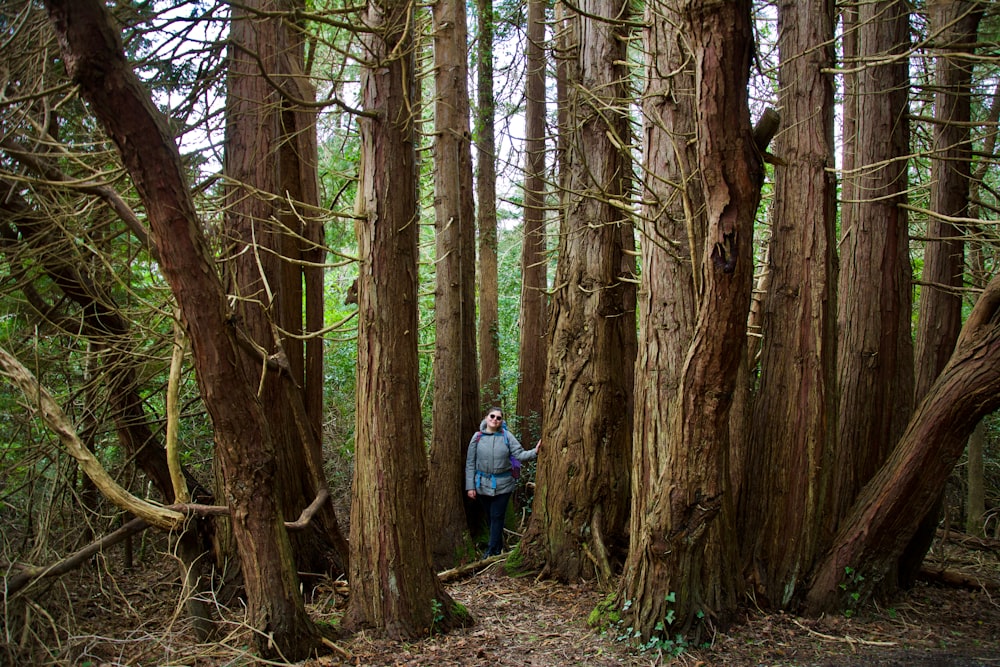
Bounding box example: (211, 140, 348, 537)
(805, 276, 1000, 614)
(224, 0, 348, 580)
(740, 0, 838, 608)
(427, 0, 481, 569)
(617, 0, 761, 637)
(514, 0, 549, 440)
(347, 0, 469, 637)
(44, 1, 319, 658)
(521, 0, 635, 583)
(833, 0, 914, 527)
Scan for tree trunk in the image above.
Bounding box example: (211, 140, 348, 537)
(224, 0, 348, 580)
(833, 0, 914, 529)
(616, 0, 702, 631)
(805, 275, 1000, 614)
(475, 0, 501, 408)
(347, 0, 470, 637)
(898, 0, 982, 586)
(617, 0, 762, 637)
(43, 1, 320, 658)
(966, 420, 985, 537)
(740, 0, 838, 608)
(520, 0, 635, 583)
(427, 0, 481, 569)
(515, 0, 549, 440)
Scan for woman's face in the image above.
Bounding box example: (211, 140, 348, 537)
(486, 411, 502, 428)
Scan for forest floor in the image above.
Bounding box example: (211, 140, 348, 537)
(14, 535, 1000, 667)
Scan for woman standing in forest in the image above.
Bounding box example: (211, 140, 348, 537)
(465, 408, 541, 557)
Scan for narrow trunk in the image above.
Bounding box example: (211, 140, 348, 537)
(899, 0, 982, 585)
(515, 0, 549, 439)
(475, 0, 501, 408)
(225, 0, 348, 579)
(427, 0, 481, 569)
(834, 0, 913, 526)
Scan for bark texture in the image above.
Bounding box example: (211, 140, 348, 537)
(475, 0, 501, 407)
(347, 0, 469, 637)
(806, 275, 1000, 614)
(515, 0, 550, 439)
(225, 0, 348, 580)
(522, 0, 636, 583)
(618, 0, 761, 636)
(740, 0, 838, 608)
(834, 0, 914, 525)
(44, 0, 319, 658)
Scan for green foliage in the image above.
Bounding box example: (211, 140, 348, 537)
(590, 592, 703, 659)
(430, 598, 444, 635)
(839, 566, 866, 617)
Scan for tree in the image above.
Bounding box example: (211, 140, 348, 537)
(514, 0, 549, 438)
(346, 0, 470, 636)
(616, 0, 763, 636)
(833, 0, 914, 526)
(44, 0, 321, 658)
(426, 0, 482, 569)
(899, 0, 983, 584)
(224, 0, 348, 580)
(522, 0, 636, 583)
(476, 0, 502, 407)
(740, 0, 838, 608)
(806, 273, 1000, 613)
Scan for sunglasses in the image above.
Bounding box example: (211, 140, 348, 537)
(488, 414, 502, 420)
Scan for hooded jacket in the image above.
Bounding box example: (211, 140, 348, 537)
(465, 419, 537, 496)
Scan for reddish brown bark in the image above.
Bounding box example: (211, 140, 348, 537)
(740, 0, 838, 608)
(521, 0, 635, 583)
(514, 0, 549, 439)
(44, 0, 319, 658)
(834, 0, 914, 524)
(617, 0, 762, 636)
(426, 0, 481, 568)
(346, 0, 468, 637)
(224, 0, 348, 579)
(806, 276, 1000, 614)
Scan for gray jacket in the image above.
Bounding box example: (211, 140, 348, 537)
(465, 420, 537, 496)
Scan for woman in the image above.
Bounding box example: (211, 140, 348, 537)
(465, 408, 541, 557)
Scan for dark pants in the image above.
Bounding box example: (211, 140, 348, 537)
(479, 492, 511, 556)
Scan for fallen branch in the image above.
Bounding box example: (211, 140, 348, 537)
(4, 516, 149, 598)
(437, 554, 505, 583)
(917, 565, 1000, 593)
(936, 528, 1000, 552)
(791, 619, 897, 647)
(4, 490, 331, 598)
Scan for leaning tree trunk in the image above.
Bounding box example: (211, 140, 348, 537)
(833, 0, 913, 527)
(897, 0, 982, 586)
(44, 0, 319, 659)
(427, 0, 481, 569)
(806, 275, 1000, 614)
(520, 0, 636, 584)
(225, 0, 348, 580)
(740, 0, 838, 609)
(616, 0, 762, 638)
(346, 0, 470, 638)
